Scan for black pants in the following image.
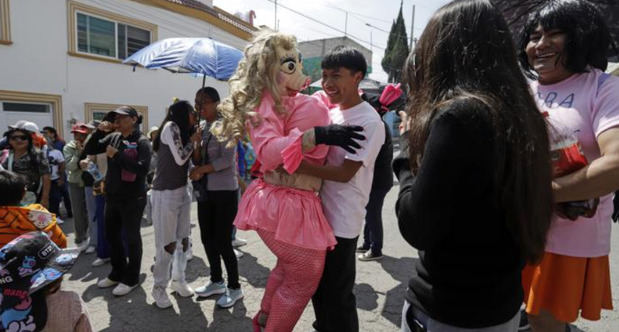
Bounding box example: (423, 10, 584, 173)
(197, 190, 240, 289)
(61, 176, 72, 217)
(362, 187, 391, 255)
(312, 236, 359, 332)
(105, 196, 146, 286)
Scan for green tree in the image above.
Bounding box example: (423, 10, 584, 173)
(382, 1, 410, 83)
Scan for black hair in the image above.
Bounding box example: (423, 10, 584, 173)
(0, 170, 26, 206)
(42, 127, 57, 136)
(518, 0, 615, 79)
(152, 100, 196, 152)
(196, 87, 221, 103)
(4, 128, 39, 171)
(321, 46, 367, 77)
(405, 0, 552, 263)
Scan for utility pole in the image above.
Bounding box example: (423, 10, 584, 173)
(274, 0, 278, 31)
(410, 4, 415, 49)
(345, 11, 348, 37)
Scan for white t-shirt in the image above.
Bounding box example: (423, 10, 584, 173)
(48, 149, 64, 181)
(320, 101, 385, 239)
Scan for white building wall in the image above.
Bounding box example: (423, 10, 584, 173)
(0, 0, 248, 137)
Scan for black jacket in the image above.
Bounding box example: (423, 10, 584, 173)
(84, 129, 151, 200)
(393, 99, 523, 328)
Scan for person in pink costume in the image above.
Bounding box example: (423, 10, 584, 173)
(213, 30, 364, 332)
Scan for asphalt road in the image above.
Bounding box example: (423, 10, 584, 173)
(58, 186, 619, 331)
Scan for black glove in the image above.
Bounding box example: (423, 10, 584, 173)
(314, 124, 365, 154)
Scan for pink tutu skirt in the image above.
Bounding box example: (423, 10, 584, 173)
(234, 178, 336, 251)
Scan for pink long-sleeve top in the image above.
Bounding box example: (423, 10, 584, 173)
(249, 91, 330, 174)
(234, 91, 336, 250)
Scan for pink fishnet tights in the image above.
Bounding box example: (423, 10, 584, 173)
(257, 229, 326, 332)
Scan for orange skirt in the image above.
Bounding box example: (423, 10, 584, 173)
(522, 252, 613, 322)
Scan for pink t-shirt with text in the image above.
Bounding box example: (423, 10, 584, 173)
(531, 68, 619, 257)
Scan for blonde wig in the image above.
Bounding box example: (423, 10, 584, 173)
(212, 30, 298, 145)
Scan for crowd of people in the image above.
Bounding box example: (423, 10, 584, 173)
(0, 0, 618, 331)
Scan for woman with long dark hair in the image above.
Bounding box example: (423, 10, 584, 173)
(1, 125, 51, 207)
(517, 1, 619, 331)
(150, 100, 199, 308)
(394, 0, 553, 330)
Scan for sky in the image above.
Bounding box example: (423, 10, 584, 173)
(213, 0, 451, 82)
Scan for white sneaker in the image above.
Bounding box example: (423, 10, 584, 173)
(234, 249, 244, 258)
(195, 281, 226, 298)
(216, 288, 243, 308)
(85, 246, 96, 254)
(97, 278, 118, 288)
(231, 238, 247, 248)
(76, 238, 90, 252)
(91, 258, 110, 267)
(152, 286, 172, 309)
(186, 243, 193, 261)
(171, 280, 194, 297)
(112, 283, 137, 296)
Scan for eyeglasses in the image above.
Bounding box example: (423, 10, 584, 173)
(9, 135, 28, 141)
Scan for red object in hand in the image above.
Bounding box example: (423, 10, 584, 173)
(551, 142, 588, 178)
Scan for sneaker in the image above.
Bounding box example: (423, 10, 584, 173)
(216, 288, 243, 308)
(186, 243, 193, 261)
(85, 246, 96, 254)
(234, 249, 244, 258)
(92, 257, 110, 267)
(152, 286, 172, 309)
(195, 281, 226, 298)
(56, 218, 64, 225)
(171, 280, 194, 297)
(358, 251, 383, 261)
(112, 283, 138, 296)
(76, 238, 90, 252)
(97, 278, 119, 288)
(231, 238, 247, 248)
(356, 245, 370, 253)
(518, 309, 530, 331)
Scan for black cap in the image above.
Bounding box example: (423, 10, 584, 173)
(0, 232, 78, 295)
(112, 106, 139, 118)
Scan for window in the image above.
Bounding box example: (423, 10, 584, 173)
(68, 1, 157, 63)
(76, 13, 151, 59)
(85, 103, 149, 131)
(0, 90, 63, 137)
(0, 0, 10, 45)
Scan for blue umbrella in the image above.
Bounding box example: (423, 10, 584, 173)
(123, 37, 243, 82)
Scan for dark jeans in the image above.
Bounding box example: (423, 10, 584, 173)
(312, 236, 359, 332)
(361, 187, 391, 255)
(48, 179, 64, 217)
(197, 190, 240, 289)
(61, 177, 72, 217)
(105, 196, 146, 286)
(95, 195, 110, 259)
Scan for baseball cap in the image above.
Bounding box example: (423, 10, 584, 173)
(70, 123, 89, 134)
(112, 106, 139, 118)
(0, 232, 78, 331)
(9, 121, 39, 134)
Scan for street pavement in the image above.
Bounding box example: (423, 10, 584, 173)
(58, 186, 619, 331)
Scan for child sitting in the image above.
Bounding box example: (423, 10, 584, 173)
(0, 170, 66, 248)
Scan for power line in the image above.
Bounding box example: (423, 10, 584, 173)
(262, 0, 386, 51)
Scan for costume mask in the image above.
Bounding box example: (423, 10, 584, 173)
(276, 46, 309, 96)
